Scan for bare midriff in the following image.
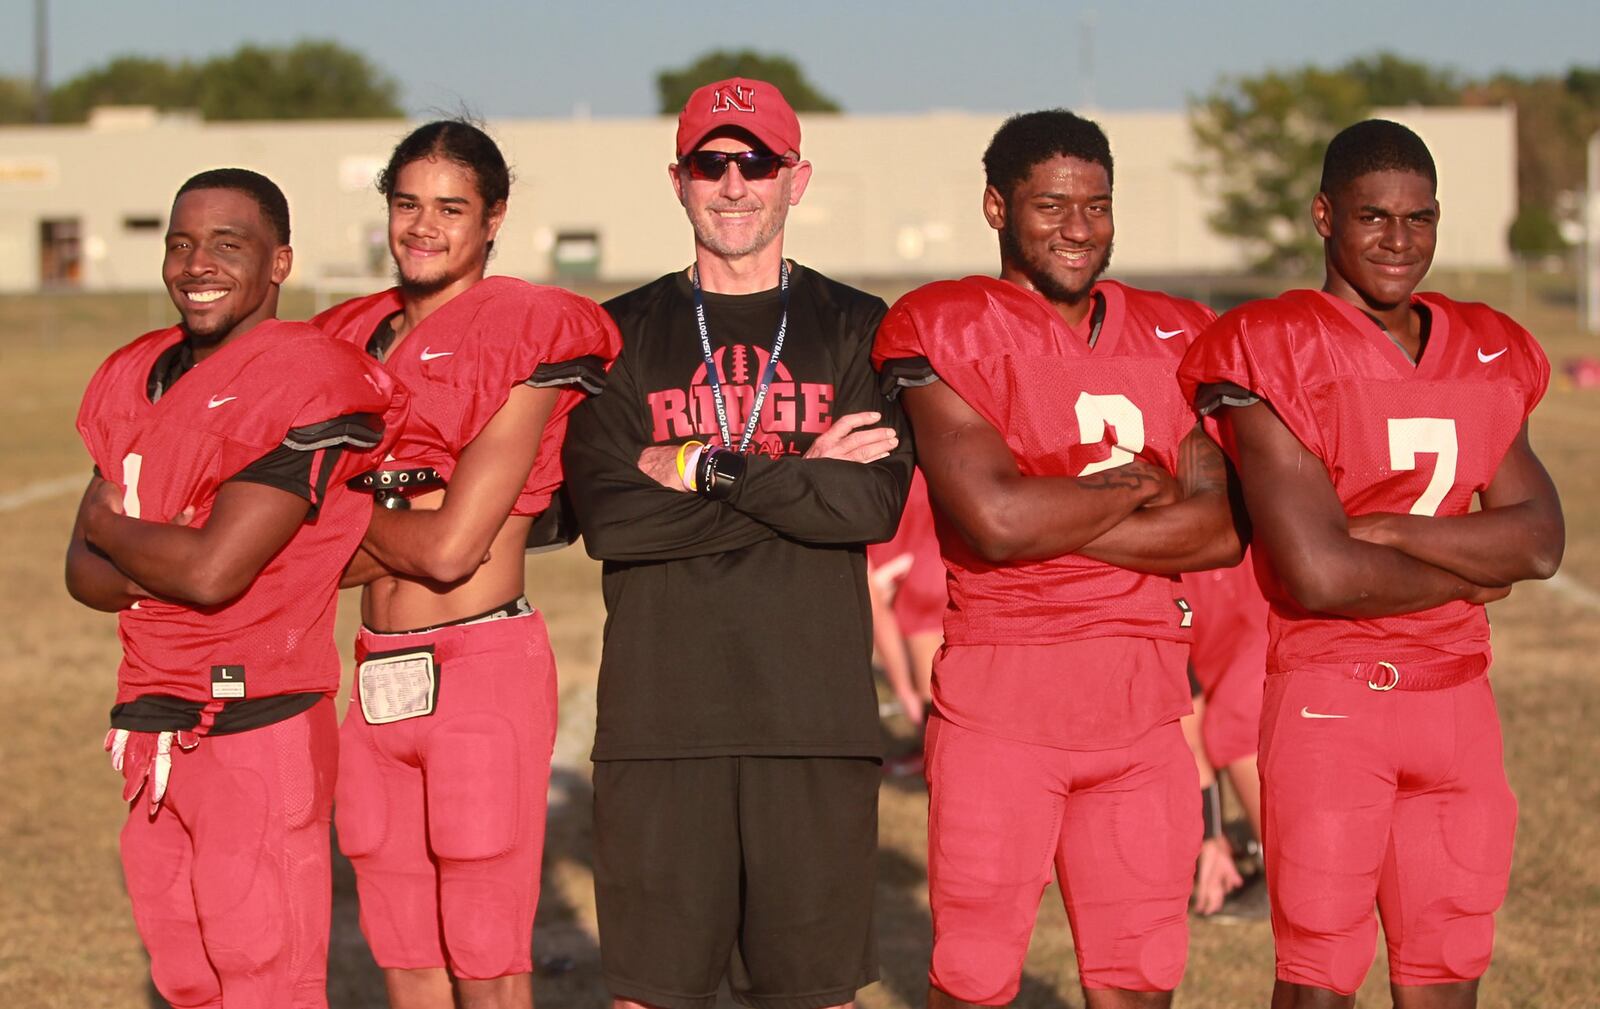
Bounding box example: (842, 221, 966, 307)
(360, 487, 535, 632)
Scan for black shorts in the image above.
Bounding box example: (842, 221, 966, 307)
(592, 755, 880, 1009)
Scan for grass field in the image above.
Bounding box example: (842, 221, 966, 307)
(1, 273, 1596, 1008)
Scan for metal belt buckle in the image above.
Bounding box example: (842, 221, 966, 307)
(1367, 661, 1401, 692)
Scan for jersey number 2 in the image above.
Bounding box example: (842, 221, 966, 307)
(1386, 418, 1457, 516)
(1075, 392, 1146, 476)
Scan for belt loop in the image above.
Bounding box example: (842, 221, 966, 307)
(1368, 661, 1400, 692)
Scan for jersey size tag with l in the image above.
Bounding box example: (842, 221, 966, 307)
(210, 665, 245, 700)
(358, 648, 440, 725)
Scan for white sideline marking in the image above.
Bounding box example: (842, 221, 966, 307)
(1539, 570, 1600, 611)
(0, 474, 83, 513)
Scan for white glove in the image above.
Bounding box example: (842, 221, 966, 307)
(105, 727, 200, 812)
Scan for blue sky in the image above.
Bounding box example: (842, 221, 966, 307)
(4, 0, 1598, 118)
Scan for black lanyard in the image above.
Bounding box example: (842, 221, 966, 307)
(691, 261, 791, 452)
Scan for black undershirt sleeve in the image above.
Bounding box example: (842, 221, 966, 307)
(227, 442, 322, 501)
(527, 354, 610, 395)
(225, 413, 385, 518)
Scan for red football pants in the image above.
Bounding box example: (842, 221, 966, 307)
(1260, 665, 1516, 994)
(336, 611, 557, 980)
(120, 698, 338, 1009)
(925, 714, 1199, 1000)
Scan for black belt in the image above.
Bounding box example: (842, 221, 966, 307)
(111, 691, 324, 736)
(364, 597, 533, 636)
(350, 467, 446, 510)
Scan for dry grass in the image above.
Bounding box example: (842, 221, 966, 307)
(1, 271, 1596, 1008)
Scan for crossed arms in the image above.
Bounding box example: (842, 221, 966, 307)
(66, 477, 311, 611)
(344, 384, 559, 586)
(564, 347, 913, 563)
(900, 378, 1244, 573)
(1222, 401, 1563, 617)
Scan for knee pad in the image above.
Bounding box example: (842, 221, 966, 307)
(1272, 881, 1379, 995)
(1132, 923, 1189, 991)
(425, 712, 524, 862)
(148, 963, 223, 1009)
(930, 922, 1029, 1006)
(438, 873, 534, 980)
(1073, 912, 1188, 992)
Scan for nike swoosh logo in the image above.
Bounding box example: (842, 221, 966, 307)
(1154, 326, 1184, 340)
(1477, 347, 1507, 363)
(1300, 707, 1349, 720)
(207, 395, 237, 409)
(419, 348, 454, 361)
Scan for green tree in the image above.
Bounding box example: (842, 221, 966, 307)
(0, 77, 36, 123)
(656, 50, 841, 115)
(195, 41, 403, 120)
(1507, 205, 1568, 258)
(45, 40, 402, 122)
(1189, 67, 1369, 274)
(1341, 52, 1461, 107)
(1191, 53, 1479, 274)
(49, 55, 196, 121)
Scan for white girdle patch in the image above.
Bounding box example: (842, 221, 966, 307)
(358, 649, 439, 724)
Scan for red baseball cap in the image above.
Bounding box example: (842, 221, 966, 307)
(675, 77, 802, 158)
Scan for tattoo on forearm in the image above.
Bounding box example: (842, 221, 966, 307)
(1180, 429, 1227, 498)
(1081, 467, 1163, 493)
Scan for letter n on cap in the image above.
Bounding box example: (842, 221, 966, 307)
(711, 85, 756, 114)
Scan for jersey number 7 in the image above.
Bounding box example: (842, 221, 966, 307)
(1386, 418, 1458, 517)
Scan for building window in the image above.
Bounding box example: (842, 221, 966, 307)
(551, 231, 600, 280)
(39, 218, 82, 288)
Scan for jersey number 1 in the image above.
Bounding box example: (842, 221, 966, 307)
(1386, 418, 1457, 516)
(121, 452, 144, 519)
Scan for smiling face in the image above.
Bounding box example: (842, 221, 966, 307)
(1314, 168, 1438, 312)
(986, 154, 1114, 321)
(669, 134, 811, 262)
(163, 187, 292, 349)
(387, 155, 505, 299)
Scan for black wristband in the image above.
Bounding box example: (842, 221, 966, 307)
(1201, 782, 1223, 840)
(695, 447, 746, 501)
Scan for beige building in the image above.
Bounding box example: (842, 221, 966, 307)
(0, 104, 1515, 294)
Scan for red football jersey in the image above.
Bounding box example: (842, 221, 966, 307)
(874, 277, 1217, 646)
(1178, 290, 1549, 672)
(76, 320, 408, 704)
(313, 277, 621, 516)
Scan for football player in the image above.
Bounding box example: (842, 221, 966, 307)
(314, 120, 619, 1009)
(1178, 119, 1564, 1007)
(874, 109, 1244, 1009)
(67, 168, 407, 1009)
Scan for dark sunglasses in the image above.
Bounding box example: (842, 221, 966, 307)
(678, 150, 797, 181)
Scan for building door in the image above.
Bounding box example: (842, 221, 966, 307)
(40, 218, 83, 288)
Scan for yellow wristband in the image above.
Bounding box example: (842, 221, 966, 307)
(676, 441, 705, 490)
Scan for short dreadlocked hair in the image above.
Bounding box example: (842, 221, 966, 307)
(1320, 119, 1436, 197)
(983, 109, 1113, 204)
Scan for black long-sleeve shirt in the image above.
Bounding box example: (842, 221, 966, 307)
(563, 266, 913, 760)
